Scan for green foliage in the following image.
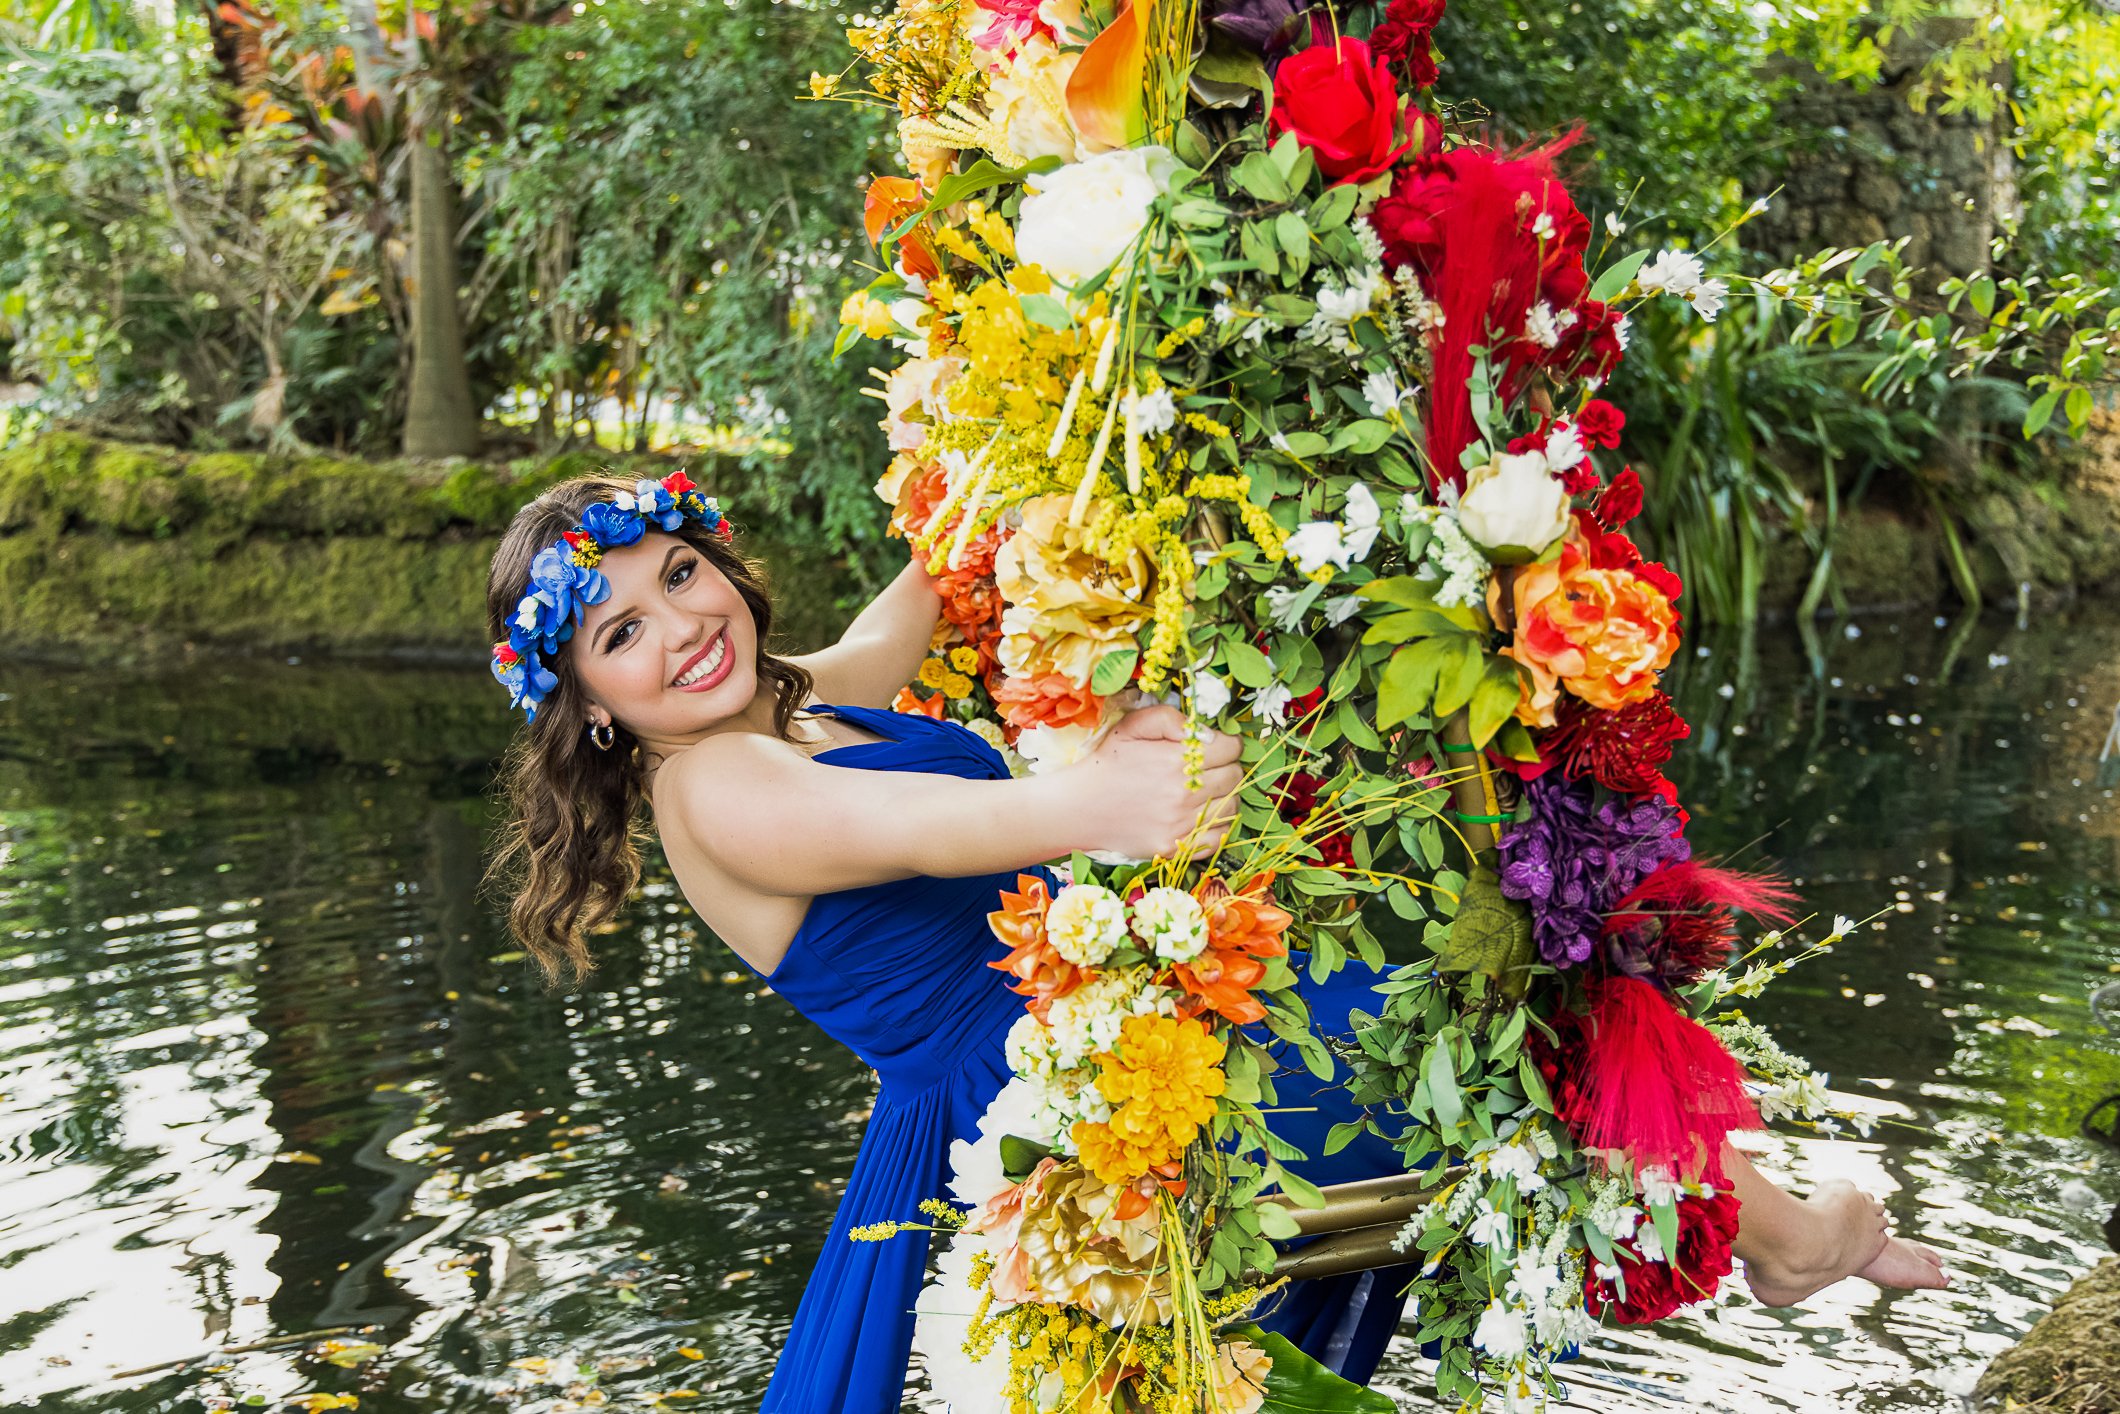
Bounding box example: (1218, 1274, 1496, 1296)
(0, 433, 860, 654)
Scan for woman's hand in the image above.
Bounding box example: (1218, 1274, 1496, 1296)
(1063, 705, 1244, 862)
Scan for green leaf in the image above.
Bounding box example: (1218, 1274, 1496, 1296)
(1275, 211, 1311, 277)
(1240, 220, 1281, 279)
(1431, 636, 1486, 719)
(1467, 657, 1523, 747)
(1360, 608, 1462, 645)
(1272, 1163, 1327, 1209)
(1425, 1039, 1463, 1131)
(1233, 150, 1292, 203)
(1357, 575, 1443, 610)
(889, 156, 1063, 242)
(1493, 719, 1541, 763)
(999, 1134, 1055, 1181)
(1650, 1197, 1680, 1269)
(1018, 292, 1074, 330)
(1327, 418, 1393, 454)
(1590, 247, 1651, 302)
(1222, 638, 1274, 688)
(1376, 636, 1454, 728)
(2023, 387, 2062, 439)
(1091, 646, 1139, 694)
(1239, 1328, 1398, 1413)
(1275, 429, 1329, 457)
(1435, 865, 1536, 998)
(1256, 1201, 1303, 1240)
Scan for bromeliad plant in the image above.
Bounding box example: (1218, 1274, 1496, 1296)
(826, 1, 1868, 1408)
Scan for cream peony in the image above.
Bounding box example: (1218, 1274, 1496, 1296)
(1015, 147, 1175, 288)
(1454, 451, 1572, 556)
(1209, 1339, 1274, 1414)
(995, 494, 1154, 688)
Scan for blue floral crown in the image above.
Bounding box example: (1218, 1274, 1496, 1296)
(491, 471, 729, 721)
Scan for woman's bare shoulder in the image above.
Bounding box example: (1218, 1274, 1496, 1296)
(650, 730, 809, 827)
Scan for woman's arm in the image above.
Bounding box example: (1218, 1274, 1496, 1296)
(664, 706, 1241, 898)
(789, 557, 945, 709)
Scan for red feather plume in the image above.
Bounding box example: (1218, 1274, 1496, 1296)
(1569, 975, 1758, 1181)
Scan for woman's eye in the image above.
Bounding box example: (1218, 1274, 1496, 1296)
(608, 620, 638, 651)
(668, 559, 696, 591)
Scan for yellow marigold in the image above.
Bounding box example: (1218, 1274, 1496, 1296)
(948, 645, 982, 673)
(941, 671, 974, 699)
(918, 656, 949, 688)
(1073, 1014, 1226, 1184)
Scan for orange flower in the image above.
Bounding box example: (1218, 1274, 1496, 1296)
(985, 873, 1085, 1018)
(1167, 877, 1293, 1024)
(891, 686, 947, 719)
(993, 671, 1105, 732)
(1495, 521, 1680, 727)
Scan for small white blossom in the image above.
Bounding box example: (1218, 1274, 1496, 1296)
(1604, 211, 1627, 237)
(1637, 1165, 1685, 1208)
(1210, 300, 1236, 326)
(1187, 669, 1231, 720)
(1831, 913, 1858, 938)
(1634, 1221, 1668, 1265)
(1131, 386, 1178, 436)
(1472, 1300, 1529, 1359)
(1485, 1143, 1548, 1194)
(1523, 301, 1562, 349)
(1343, 483, 1383, 562)
(1531, 212, 1557, 241)
(1262, 585, 1313, 631)
(1690, 278, 1728, 321)
(1361, 370, 1409, 419)
(1320, 594, 1364, 627)
(1248, 680, 1294, 726)
(1285, 520, 1351, 576)
(1468, 1203, 1514, 1249)
(1635, 249, 1708, 300)
(1746, 196, 1772, 219)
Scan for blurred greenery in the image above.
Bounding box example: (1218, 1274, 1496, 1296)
(0, 0, 2115, 620)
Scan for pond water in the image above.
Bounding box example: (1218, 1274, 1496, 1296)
(2, 606, 2117, 1413)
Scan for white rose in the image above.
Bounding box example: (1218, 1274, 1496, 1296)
(1045, 883, 1128, 966)
(1131, 886, 1209, 963)
(1015, 146, 1175, 289)
(1014, 718, 1110, 772)
(1454, 451, 1571, 557)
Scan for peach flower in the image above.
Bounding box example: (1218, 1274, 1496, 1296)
(1493, 521, 1680, 727)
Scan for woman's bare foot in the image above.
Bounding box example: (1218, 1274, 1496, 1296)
(1742, 1179, 1890, 1306)
(1856, 1235, 1951, 1292)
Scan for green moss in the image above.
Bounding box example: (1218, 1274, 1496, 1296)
(0, 433, 860, 658)
(1975, 1258, 2120, 1414)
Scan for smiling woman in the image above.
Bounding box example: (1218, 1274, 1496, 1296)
(482, 474, 817, 986)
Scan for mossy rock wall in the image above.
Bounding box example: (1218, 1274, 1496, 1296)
(1977, 1257, 2120, 1413)
(0, 432, 861, 659)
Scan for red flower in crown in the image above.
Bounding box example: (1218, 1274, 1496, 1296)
(662, 470, 697, 496)
(492, 643, 520, 667)
(561, 530, 593, 553)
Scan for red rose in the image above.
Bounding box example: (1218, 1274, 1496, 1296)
(1576, 398, 1626, 449)
(1584, 1189, 1742, 1325)
(1559, 458, 1600, 496)
(1594, 466, 1644, 529)
(1384, 0, 1446, 24)
(1368, 19, 1411, 60)
(1269, 37, 1413, 185)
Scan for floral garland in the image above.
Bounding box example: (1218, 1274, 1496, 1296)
(820, 3, 1869, 1408)
(490, 472, 729, 720)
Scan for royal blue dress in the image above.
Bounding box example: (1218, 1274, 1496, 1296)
(747, 703, 1420, 1414)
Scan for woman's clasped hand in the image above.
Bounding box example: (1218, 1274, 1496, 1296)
(1062, 705, 1245, 862)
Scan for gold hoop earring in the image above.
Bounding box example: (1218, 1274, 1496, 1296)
(588, 721, 615, 751)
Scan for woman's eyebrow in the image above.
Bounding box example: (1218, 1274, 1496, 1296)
(590, 544, 686, 648)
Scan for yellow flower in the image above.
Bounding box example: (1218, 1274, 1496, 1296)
(1073, 1014, 1225, 1184)
(918, 656, 949, 688)
(941, 671, 974, 699)
(807, 70, 840, 98)
(949, 645, 982, 673)
(838, 291, 897, 340)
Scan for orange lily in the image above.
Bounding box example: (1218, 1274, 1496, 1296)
(1066, 0, 1152, 151)
(1169, 875, 1294, 1024)
(863, 175, 941, 282)
(986, 873, 1085, 1018)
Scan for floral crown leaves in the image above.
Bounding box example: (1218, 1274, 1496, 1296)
(490, 471, 731, 721)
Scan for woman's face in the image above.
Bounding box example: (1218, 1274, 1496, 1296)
(567, 531, 759, 741)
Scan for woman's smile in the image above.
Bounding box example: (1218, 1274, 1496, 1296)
(672, 625, 732, 692)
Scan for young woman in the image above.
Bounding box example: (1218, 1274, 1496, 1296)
(485, 474, 1948, 1414)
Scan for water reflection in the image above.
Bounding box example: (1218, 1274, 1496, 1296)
(0, 612, 2115, 1412)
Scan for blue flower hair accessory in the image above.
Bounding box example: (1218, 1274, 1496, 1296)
(492, 471, 729, 721)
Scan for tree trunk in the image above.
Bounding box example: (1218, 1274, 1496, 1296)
(402, 89, 481, 460)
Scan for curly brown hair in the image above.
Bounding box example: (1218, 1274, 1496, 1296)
(483, 475, 813, 989)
